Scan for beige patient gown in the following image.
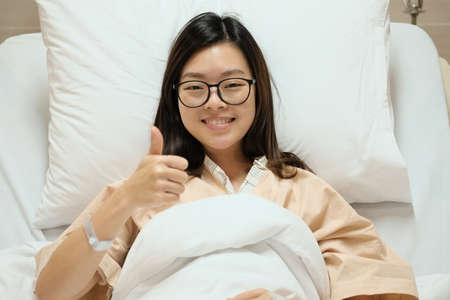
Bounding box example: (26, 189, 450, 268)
(35, 157, 418, 300)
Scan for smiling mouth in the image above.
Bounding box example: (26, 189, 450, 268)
(201, 118, 236, 125)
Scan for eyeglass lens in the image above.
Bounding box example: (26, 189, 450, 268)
(178, 78, 250, 107)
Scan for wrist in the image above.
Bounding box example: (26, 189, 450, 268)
(83, 215, 114, 252)
(112, 181, 136, 217)
(91, 181, 135, 242)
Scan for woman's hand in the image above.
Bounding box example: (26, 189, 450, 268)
(120, 126, 189, 211)
(227, 288, 273, 300)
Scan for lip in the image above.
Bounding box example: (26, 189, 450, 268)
(201, 116, 236, 130)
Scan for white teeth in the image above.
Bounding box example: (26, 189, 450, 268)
(204, 118, 233, 125)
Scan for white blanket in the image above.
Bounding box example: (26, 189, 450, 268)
(0, 198, 448, 299)
(112, 194, 331, 300)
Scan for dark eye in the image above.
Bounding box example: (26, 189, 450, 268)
(224, 83, 244, 88)
(184, 85, 204, 90)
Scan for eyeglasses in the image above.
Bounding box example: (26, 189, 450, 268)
(173, 77, 256, 108)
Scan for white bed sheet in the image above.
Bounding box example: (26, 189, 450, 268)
(0, 34, 49, 249)
(0, 23, 449, 299)
(0, 33, 69, 246)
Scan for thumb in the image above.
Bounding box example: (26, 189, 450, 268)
(149, 126, 164, 155)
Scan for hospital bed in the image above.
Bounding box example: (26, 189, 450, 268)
(0, 22, 449, 299)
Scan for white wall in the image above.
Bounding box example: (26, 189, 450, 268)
(390, 0, 450, 62)
(0, 0, 40, 43)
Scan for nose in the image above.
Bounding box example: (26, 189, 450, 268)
(204, 86, 227, 110)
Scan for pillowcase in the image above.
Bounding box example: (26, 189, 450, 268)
(34, 0, 411, 229)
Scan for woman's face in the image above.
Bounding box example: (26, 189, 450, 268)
(178, 42, 256, 156)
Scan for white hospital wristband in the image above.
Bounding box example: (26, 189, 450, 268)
(83, 215, 114, 252)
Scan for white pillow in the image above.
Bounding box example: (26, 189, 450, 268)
(34, 0, 411, 229)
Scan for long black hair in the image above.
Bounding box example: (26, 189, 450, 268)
(154, 12, 312, 178)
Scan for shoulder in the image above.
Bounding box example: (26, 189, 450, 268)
(277, 169, 367, 235)
(254, 168, 342, 210)
(290, 167, 324, 182)
(265, 167, 336, 193)
(289, 168, 349, 205)
(260, 167, 351, 213)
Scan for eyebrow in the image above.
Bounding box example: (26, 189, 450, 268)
(180, 69, 246, 80)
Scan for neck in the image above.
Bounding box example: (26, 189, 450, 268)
(205, 144, 252, 180)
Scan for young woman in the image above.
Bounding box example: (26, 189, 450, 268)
(34, 12, 418, 300)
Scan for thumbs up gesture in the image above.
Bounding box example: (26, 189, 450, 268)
(149, 125, 164, 155)
(121, 126, 189, 212)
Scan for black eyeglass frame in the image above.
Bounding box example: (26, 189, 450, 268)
(172, 77, 256, 108)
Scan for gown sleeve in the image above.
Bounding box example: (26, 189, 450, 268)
(34, 180, 139, 300)
(289, 170, 418, 300)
